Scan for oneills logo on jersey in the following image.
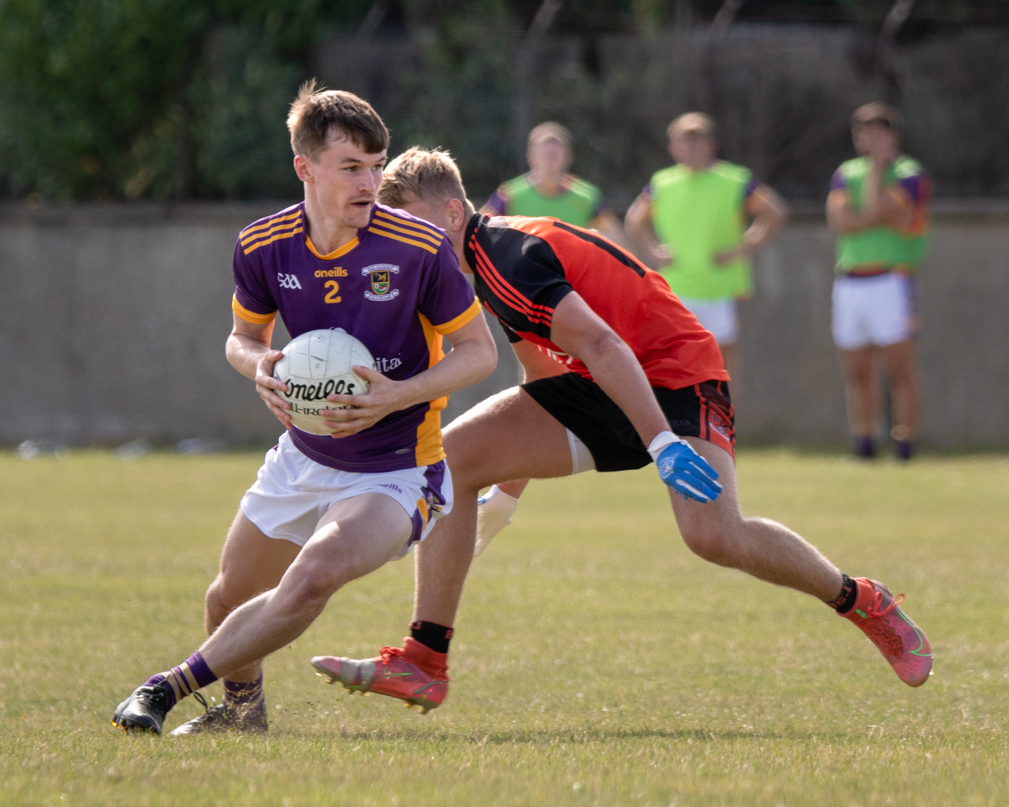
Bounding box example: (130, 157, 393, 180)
(363, 264, 400, 301)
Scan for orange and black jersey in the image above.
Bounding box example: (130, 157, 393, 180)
(463, 214, 729, 390)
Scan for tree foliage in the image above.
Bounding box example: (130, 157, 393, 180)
(0, 0, 374, 200)
(0, 0, 1005, 201)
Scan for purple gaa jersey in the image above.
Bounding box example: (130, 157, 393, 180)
(232, 201, 481, 473)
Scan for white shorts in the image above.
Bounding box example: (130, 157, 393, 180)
(832, 273, 917, 350)
(678, 296, 738, 345)
(240, 432, 452, 559)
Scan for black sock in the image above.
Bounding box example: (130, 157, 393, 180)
(410, 620, 453, 654)
(827, 574, 858, 613)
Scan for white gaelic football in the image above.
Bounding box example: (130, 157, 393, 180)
(273, 328, 376, 435)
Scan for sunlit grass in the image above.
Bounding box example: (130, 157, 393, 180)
(1, 449, 1007, 806)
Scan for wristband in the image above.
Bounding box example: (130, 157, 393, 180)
(646, 430, 684, 463)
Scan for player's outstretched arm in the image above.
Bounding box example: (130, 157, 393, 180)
(548, 292, 720, 503)
(323, 314, 497, 437)
(226, 314, 292, 428)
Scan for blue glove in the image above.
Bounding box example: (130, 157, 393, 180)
(648, 432, 722, 503)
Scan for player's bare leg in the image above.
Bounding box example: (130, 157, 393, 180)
(839, 345, 879, 457)
(170, 513, 300, 735)
(670, 437, 931, 685)
(200, 494, 410, 674)
(205, 512, 301, 681)
(112, 493, 411, 734)
(416, 386, 572, 624)
(669, 439, 842, 600)
(881, 339, 919, 459)
(311, 386, 573, 710)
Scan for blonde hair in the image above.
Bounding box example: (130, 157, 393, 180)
(378, 146, 469, 208)
(527, 121, 572, 149)
(286, 79, 389, 161)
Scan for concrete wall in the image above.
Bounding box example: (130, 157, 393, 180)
(734, 202, 1009, 448)
(1, 202, 1006, 450)
(0, 202, 521, 451)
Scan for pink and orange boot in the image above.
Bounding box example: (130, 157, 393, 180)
(311, 638, 449, 714)
(840, 577, 932, 687)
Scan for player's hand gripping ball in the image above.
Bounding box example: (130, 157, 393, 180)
(273, 328, 377, 435)
(654, 437, 722, 503)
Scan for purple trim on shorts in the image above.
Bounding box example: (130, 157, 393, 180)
(406, 460, 448, 548)
(902, 273, 920, 339)
(423, 460, 448, 510)
(408, 508, 425, 546)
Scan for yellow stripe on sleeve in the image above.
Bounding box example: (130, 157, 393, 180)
(240, 209, 302, 240)
(232, 294, 277, 324)
(368, 226, 439, 255)
(243, 226, 304, 255)
(433, 298, 482, 335)
(372, 211, 444, 246)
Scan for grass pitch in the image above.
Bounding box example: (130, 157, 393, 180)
(1, 448, 1007, 806)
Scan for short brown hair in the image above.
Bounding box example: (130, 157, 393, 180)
(528, 122, 571, 149)
(286, 80, 389, 161)
(378, 146, 469, 208)
(668, 112, 717, 140)
(851, 102, 901, 133)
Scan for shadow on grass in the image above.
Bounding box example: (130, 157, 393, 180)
(326, 726, 805, 744)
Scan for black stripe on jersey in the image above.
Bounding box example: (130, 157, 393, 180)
(550, 221, 647, 277)
(466, 218, 571, 341)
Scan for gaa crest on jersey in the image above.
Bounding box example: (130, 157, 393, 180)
(363, 264, 400, 301)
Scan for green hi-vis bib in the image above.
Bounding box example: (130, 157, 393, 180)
(649, 161, 753, 301)
(835, 156, 929, 273)
(502, 174, 601, 228)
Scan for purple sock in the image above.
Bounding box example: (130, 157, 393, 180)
(224, 675, 265, 717)
(145, 651, 219, 709)
(853, 436, 876, 459)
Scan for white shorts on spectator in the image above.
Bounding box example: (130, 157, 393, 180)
(832, 272, 916, 350)
(677, 296, 738, 345)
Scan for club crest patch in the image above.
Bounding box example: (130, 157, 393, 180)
(363, 264, 400, 301)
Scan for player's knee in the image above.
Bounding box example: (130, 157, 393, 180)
(844, 365, 873, 387)
(443, 436, 490, 492)
(887, 363, 917, 388)
(276, 559, 344, 617)
(678, 520, 738, 567)
(205, 575, 248, 627)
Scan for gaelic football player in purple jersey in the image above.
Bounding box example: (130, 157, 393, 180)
(111, 82, 496, 735)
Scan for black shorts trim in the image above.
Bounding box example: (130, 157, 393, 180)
(521, 373, 735, 473)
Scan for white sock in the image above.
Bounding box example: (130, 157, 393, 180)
(474, 485, 519, 558)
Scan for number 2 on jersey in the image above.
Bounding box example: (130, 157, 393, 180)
(324, 280, 342, 304)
